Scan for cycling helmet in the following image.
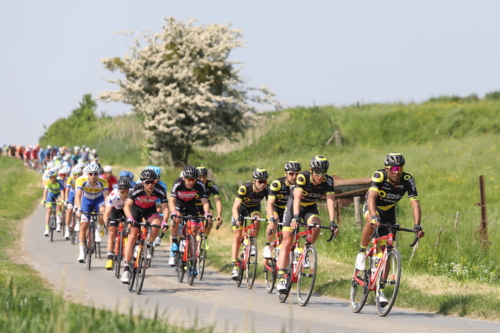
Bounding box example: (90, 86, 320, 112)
(71, 166, 82, 175)
(146, 165, 162, 177)
(183, 165, 198, 178)
(179, 171, 184, 178)
(86, 163, 100, 173)
(252, 168, 269, 180)
(117, 178, 131, 190)
(53, 164, 63, 171)
(62, 161, 69, 167)
(47, 170, 56, 177)
(384, 152, 405, 166)
(128, 171, 134, 180)
(284, 161, 301, 172)
(59, 166, 71, 175)
(140, 168, 157, 181)
(47, 162, 55, 169)
(40, 148, 44, 151)
(103, 165, 113, 172)
(310, 155, 329, 172)
(53, 155, 60, 161)
(47, 145, 52, 149)
(91, 149, 97, 154)
(119, 170, 129, 178)
(85, 147, 90, 152)
(197, 166, 208, 176)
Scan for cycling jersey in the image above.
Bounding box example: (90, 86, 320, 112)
(66, 176, 77, 193)
(295, 171, 335, 206)
(195, 180, 220, 207)
(44, 179, 64, 195)
(101, 174, 117, 191)
(170, 178, 207, 203)
(106, 188, 127, 210)
(236, 182, 269, 207)
(269, 177, 293, 209)
(367, 169, 419, 211)
(75, 176, 109, 200)
(129, 183, 167, 209)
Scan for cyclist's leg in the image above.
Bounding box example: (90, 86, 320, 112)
(121, 205, 142, 281)
(303, 205, 321, 244)
(249, 205, 262, 237)
(106, 207, 122, 265)
(66, 191, 75, 229)
(78, 198, 93, 261)
(277, 202, 294, 292)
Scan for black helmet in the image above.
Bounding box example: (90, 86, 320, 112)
(310, 155, 329, 172)
(183, 165, 198, 178)
(384, 153, 405, 166)
(140, 168, 157, 181)
(197, 166, 208, 176)
(117, 178, 131, 190)
(284, 161, 301, 172)
(252, 168, 269, 180)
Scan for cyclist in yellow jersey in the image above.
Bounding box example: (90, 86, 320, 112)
(65, 166, 82, 239)
(75, 163, 109, 263)
(41, 171, 66, 236)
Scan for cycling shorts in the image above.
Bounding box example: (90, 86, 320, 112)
(45, 192, 60, 207)
(271, 205, 286, 223)
(232, 204, 262, 230)
(362, 204, 396, 238)
(130, 204, 160, 228)
(107, 208, 125, 228)
(80, 197, 105, 222)
(174, 199, 200, 223)
(67, 191, 75, 205)
(282, 201, 320, 231)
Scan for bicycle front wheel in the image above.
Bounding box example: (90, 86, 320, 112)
(136, 240, 148, 295)
(376, 249, 402, 316)
(186, 235, 197, 286)
(176, 251, 185, 283)
(246, 237, 258, 289)
(297, 245, 317, 306)
(264, 257, 277, 294)
(197, 234, 206, 281)
(115, 233, 123, 279)
(86, 231, 93, 271)
(50, 215, 55, 242)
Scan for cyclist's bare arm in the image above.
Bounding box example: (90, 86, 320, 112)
(214, 196, 223, 222)
(75, 189, 82, 212)
(168, 196, 177, 216)
(410, 199, 424, 238)
(366, 190, 379, 223)
(266, 195, 276, 221)
(123, 198, 134, 219)
(291, 187, 302, 229)
(160, 202, 169, 219)
(201, 198, 210, 216)
(232, 198, 241, 224)
(103, 205, 112, 222)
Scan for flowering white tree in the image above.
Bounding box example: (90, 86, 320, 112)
(98, 17, 279, 165)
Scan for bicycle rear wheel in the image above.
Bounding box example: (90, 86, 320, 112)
(297, 245, 317, 306)
(376, 249, 402, 316)
(115, 233, 123, 278)
(197, 234, 206, 281)
(264, 257, 277, 294)
(186, 235, 197, 286)
(246, 237, 258, 289)
(350, 254, 370, 313)
(136, 239, 148, 295)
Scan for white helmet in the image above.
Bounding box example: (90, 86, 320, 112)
(62, 161, 70, 167)
(53, 164, 63, 171)
(180, 171, 184, 177)
(47, 145, 52, 149)
(85, 147, 90, 152)
(71, 166, 82, 175)
(103, 165, 113, 172)
(92, 149, 97, 154)
(86, 163, 100, 173)
(74, 146, 80, 151)
(59, 166, 71, 175)
(47, 162, 55, 169)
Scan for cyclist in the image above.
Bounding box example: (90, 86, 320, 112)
(104, 178, 131, 270)
(230, 168, 270, 280)
(41, 170, 65, 236)
(168, 166, 211, 269)
(101, 165, 118, 192)
(263, 161, 301, 259)
(75, 163, 109, 263)
(64, 166, 82, 239)
(120, 169, 169, 283)
(276, 155, 338, 294)
(195, 166, 223, 238)
(354, 153, 424, 302)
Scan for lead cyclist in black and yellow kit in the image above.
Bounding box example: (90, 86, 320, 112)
(354, 153, 425, 303)
(276, 156, 338, 294)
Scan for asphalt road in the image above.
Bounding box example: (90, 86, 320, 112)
(23, 206, 500, 333)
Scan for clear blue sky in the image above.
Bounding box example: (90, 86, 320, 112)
(2, 0, 499, 146)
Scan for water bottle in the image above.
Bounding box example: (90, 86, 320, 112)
(371, 252, 382, 272)
(179, 239, 185, 252)
(275, 245, 281, 259)
(133, 245, 139, 258)
(293, 247, 302, 265)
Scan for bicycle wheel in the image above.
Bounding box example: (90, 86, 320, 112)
(246, 237, 258, 289)
(376, 249, 402, 316)
(50, 215, 55, 242)
(297, 245, 318, 306)
(350, 254, 370, 313)
(197, 234, 206, 281)
(264, 256, 277, 294)
(128, 266, 136, 291)
(176, 251, 185, 283)
(186, 235, 197, 286)
(136, 239, 148, 295)
(115, 233, 123, 279)
(86, 231, 93, 270)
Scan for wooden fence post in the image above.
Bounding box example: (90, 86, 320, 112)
(354, 196, 361, 228)
(478, 175, 488, 249)
(435, 226, 442, 247)
(454, 211, 460, 250)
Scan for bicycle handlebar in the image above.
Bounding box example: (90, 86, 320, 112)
(296, 220, 337, 242)
(370, 223, 419, 247)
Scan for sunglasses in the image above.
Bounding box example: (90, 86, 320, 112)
(312, 170, 326, 176)
(286, 172, 299, 176)
(185, 177, 196, 182)
(387, 166, 403, 173)
(255, 180, 267, 185)
(144, 180, 155, 185)
(88, 173, 98, 176)
(119, 190, 129, 194)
